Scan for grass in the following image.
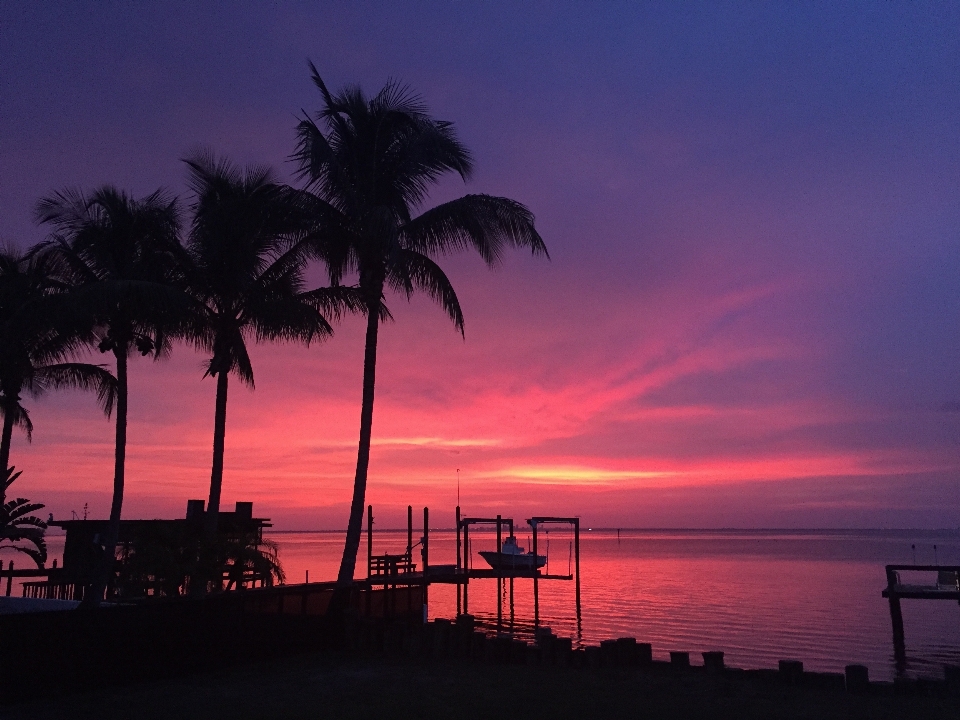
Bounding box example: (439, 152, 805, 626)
(8, 652, 958, 720)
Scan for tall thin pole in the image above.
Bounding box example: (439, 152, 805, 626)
(407, 505, 413, 557)
(463, 522, 470, 615)
(532, 521, 539, 629)
(366, 504, 373, 578)
(423, 506, 429, 623)
(887, 566, 906, 667)
(496, 514, 502, 630)
(456, 506, 462, 616)
(574, 518, 581, 640)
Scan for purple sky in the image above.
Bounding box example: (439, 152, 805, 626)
(2, 3, 959, 528)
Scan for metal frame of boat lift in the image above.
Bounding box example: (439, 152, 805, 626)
(364, 505, 581, 632)
(457, 510, 581, 630)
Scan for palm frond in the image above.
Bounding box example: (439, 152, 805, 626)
(387, 250, 464, 334)
(2, 466, 22, 494)
(401, 194, 548, 265)
(0, 402, 33, 442)
(31, 362, 118, 418)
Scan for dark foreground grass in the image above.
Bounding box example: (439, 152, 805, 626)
(7, 654, 957, 720)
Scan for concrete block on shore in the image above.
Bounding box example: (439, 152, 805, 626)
(616, 637, 638, 666)
(585, 645, 601, 668)
(455, 614, 475, 633)
(670, 651, 690, 669)
(637, 642, 653, 665)
(803, 671, 845, 691)
(779, 660, 803, 684)
(702, 651, 724, 673)
(845, 664, 869, 693)
(600, 639, 617, 667)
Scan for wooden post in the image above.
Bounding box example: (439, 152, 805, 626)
(496, 514, 502, 629)
(5, 560, 12, 597)
(574, 518, 581, 625)
(366, 505, 373, 617)
(407, 505, 413, 557)
(367, 504, 373, 578)
(463, 522, 470, 614)
(886, 566, 906, 664)
(456, 506, 462, 616)
(532, 521, 539, 628)
(423, 506, 429, 622)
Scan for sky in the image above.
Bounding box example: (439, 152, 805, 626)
(1, 2, 959, 529)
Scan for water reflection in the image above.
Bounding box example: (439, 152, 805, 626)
(265, 527, 960, 681)
(9, 527, 959, 681)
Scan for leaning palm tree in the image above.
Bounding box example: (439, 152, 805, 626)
(36, 188, 183, 602)
(181, 152, 359, 563)
(0, 247, 117, 506)
(293, 65, 548, 588)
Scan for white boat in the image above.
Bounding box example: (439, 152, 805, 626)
(478, 536, 546, 571)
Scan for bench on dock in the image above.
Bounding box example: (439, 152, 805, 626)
(369, 552, 416, 578)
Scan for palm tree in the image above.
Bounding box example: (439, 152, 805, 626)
(180, 152, 359, 564)
(1, 493, 48, 568)
(293, 65, 548, 588)
(36, 188, 183, 602)
(0, 247, 117, 506)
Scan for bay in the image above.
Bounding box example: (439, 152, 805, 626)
(272, 527, 960, 681)
(18, 527, 960, 682)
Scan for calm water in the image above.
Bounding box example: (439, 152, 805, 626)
(16, 527, 960, 681)
(270, 527, 960, 681)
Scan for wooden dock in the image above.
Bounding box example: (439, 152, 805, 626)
(881, 564, 960, 665)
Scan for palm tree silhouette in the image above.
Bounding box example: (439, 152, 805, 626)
(181, 152, 359, 564)
(293, 65, 548, 588)
(36, 188, 183, 602)
(0, 247, 117, 506)
(1, 492, 48, 568)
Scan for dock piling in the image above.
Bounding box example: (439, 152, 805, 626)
(532, 521, 539, 628)
(456, 506, 461, 615)
(423, 506, 429, 622)
(496, 514, 502, 630)
(885, 566, 906, 664)
(366, 505, 373, 577)
(845, 664, 869, 693)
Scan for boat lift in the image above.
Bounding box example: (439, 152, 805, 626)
(456, 509, 581, 632)
(364, 505, 582, 635)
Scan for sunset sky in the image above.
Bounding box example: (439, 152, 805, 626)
(2, 3, 959, 529)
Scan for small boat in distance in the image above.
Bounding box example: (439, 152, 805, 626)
(479, 535, 547, 571)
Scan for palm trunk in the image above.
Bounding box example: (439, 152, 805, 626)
(194, 369, 229, 596)
(337, 306, 381, 588)
(83, 346, 127, 607)
(205, 370, 230, 540)
(0, 398, 16, 505)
